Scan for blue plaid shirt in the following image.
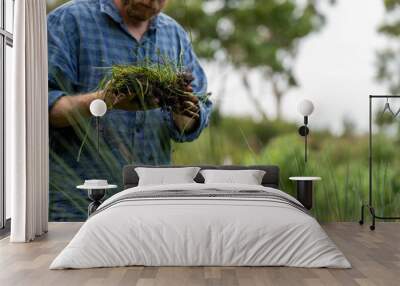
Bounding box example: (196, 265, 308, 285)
(48, 0, 211, 167)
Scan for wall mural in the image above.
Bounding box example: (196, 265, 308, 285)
(47, 0, 400, 222)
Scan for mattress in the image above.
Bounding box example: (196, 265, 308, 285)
(50, 183, 351, 269)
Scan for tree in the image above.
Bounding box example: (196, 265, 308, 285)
(376, 0, 400, 94)
(165, 0, 331, 120)
(375, 0, 400, 140)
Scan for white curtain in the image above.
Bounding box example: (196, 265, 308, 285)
(7, 0, 49, 242)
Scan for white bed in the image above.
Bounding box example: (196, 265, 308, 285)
(50, 182, 351, 269)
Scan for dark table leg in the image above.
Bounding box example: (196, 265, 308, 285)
(296, 181, 313, 210)
(87, 189, 106, 217)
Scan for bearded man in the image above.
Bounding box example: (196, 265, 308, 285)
(47, 0, 212, 221)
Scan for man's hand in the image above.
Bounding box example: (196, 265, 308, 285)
(100, 80, 160, 111)
(172, 73, 200, 119)
(173, 93, 200, 119)
(172, 74, 201, 133)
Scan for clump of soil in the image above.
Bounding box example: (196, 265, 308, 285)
(100, 64, 205, 113)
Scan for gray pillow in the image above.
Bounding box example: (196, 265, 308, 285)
(135, 167, 201, 186)
(200, 169, 266, 185)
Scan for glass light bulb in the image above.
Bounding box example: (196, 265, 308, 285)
(90, 99, 107, 117)
(298, 99, 315, 116)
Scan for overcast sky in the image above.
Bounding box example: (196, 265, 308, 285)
(207, 0, 390, 134)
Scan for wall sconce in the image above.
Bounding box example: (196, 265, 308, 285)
(297, 99, 315, 163)
(89, 99, 107, 154)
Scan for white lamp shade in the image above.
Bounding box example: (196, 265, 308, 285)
(90, 99, 107, 117)
(298, 99, 314, 116)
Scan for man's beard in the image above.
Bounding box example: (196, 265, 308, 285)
(123, 0, 161, 22)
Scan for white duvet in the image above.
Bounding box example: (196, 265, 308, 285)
(50, 183, 351, 269)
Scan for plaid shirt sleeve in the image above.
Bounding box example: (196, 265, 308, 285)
(165, 30, 213, 143)
(47, 9, 79, 109)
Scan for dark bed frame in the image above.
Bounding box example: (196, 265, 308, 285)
(123, 165, 280, 190)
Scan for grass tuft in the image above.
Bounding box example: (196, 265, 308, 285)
(99, 63, 209, 112)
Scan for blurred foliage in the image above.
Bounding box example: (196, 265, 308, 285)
(173, 118, 400, 222)
(166, 0, 325, 70)
(376, 0, 400, 93)
(383, 0, 400, 11)
(165, 0, 332, 119)
(375, 108, 397, 127)
(173, 112, 297, 164)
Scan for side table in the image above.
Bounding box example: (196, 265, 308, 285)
(77, 183, 117, 217)
(289, 177, 321, 210)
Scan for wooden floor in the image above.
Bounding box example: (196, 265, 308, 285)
(0, 223, 399, 286)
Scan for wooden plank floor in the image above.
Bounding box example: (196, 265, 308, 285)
(0, 222, 399, 286)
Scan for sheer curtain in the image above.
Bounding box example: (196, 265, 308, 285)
(6, 0, 49, 242)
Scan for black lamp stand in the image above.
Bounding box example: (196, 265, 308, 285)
(96, 116, 100, 155)
(298, 116, 310, 163)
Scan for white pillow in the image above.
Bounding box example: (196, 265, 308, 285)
(135, 167, 201, 186)
(200, 169, 266, 185)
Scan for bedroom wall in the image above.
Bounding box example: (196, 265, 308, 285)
(46, 0, 400, 222)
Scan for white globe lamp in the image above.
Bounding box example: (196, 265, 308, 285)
(90, 99, 107, 117)
(298, 99, 314, 116)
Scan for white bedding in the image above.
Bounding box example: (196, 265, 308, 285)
(50, 183, 351, 269)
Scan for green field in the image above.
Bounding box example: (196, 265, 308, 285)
(173, 113, 400, 222)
